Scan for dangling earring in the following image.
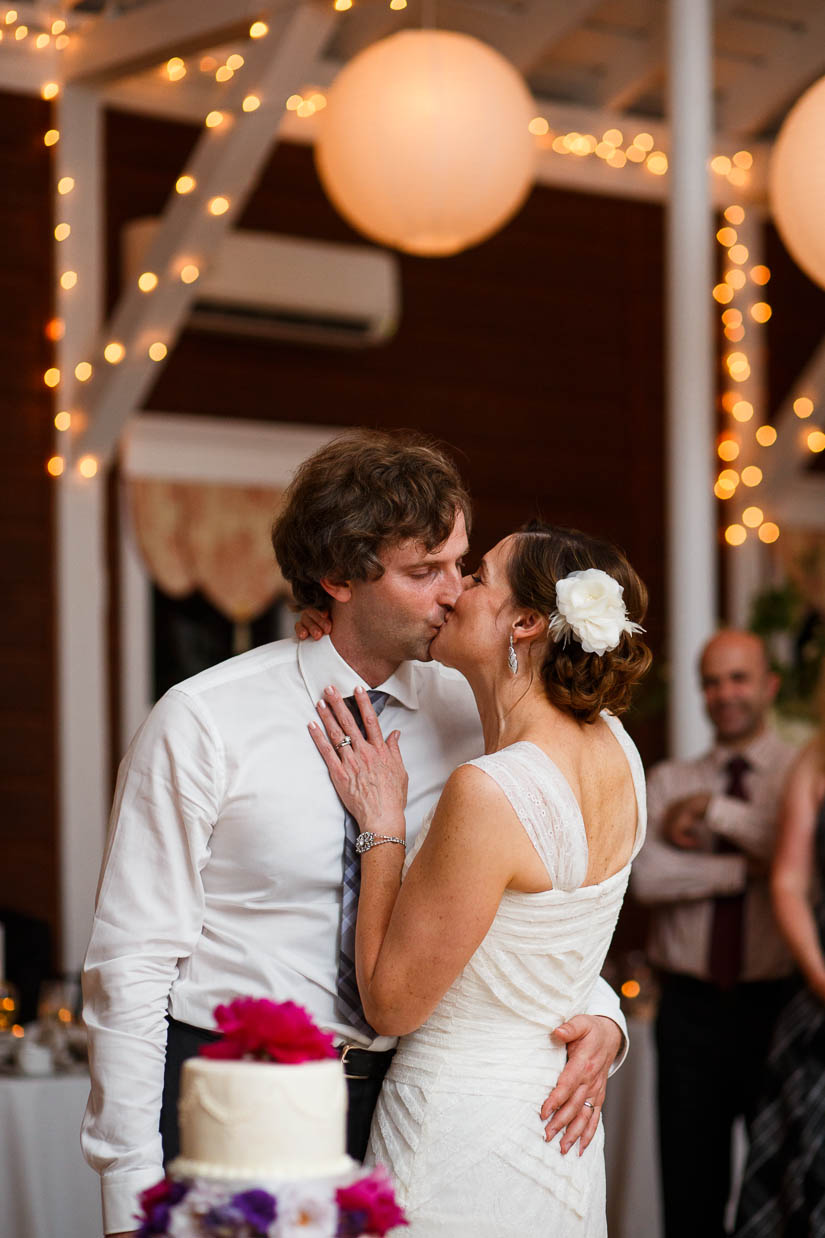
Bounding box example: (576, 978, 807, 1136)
(508, 632, 518, 676)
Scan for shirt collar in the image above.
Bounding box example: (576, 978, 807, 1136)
(297, 634, 420, 712)
(710, 726, 778, 773)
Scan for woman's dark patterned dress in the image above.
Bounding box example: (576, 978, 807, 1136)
(735, 797, 825, 1238)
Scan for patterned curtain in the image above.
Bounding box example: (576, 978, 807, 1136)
(128, 479, 289, 624)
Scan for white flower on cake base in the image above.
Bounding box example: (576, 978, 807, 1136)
(274, 1181, 338, 1238)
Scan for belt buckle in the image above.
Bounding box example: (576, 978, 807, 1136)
(340, 1043, 369, 1081)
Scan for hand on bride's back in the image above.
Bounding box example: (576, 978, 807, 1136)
(310, 685, 408, 833)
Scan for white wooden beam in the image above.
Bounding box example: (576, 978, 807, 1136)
(68, 2, 335, 465)
(431, 0, 604, 76)
(61, 0, 281, 85)
(601, 0, 741, 116)
(666, 0, 716, 758)
(719, 9, 825, 137)
(600, 23, 664, 113)
(0, 34, 59, 94)
(53, 85, 109, 972)
(333, 0, 603, 75)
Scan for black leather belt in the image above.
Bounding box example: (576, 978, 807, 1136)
(337, 1043, 396, 1081)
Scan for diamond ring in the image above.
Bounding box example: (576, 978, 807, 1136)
(334, 736, 352, 752)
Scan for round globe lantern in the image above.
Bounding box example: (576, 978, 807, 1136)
(770, 74, 825, 289)
(314, 29, 537, 257)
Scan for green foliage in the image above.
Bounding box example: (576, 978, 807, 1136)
(749, 580, 825, 719)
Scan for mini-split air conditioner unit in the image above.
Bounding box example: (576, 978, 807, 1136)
(122, 218, 401, 349)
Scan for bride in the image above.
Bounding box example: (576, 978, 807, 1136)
(309, 523, 650, 1236)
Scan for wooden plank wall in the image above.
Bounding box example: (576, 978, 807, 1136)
(0, 91, 58, 958)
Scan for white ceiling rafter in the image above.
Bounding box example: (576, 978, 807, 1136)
(67, 1, 336, 465)
(332, 0, 604, 77)
(61, 0, 282, 85)
(328, 0, 407, 63)
(599, 0, 741, 116)
(719, 5, 825, 137)
(599, 23, 664, 113)
(100, 54, 771, 207)
(438, 0, 605, 77)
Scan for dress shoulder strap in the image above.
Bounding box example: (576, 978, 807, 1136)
(598, 712, 648, 859)
(463, 743, 589, 892)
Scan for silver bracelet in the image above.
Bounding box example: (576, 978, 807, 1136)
(355, 831, 406, 855)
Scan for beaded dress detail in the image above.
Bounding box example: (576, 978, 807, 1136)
(365, 713, 646, 1237)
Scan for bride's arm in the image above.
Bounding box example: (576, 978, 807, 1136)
(310, 686, 520, 1035)
(358, 764, 517, 1034)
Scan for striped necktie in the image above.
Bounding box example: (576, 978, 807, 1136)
(335, 690, 389, 1038)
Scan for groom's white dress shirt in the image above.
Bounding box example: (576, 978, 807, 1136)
(81, 635, 628, 1234)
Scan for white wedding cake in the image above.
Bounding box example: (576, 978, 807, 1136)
(172, 1056, 354, 1181)
(136, 997, 405, 1237)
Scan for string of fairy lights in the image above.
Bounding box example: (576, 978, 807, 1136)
(25, 0, 825, 550)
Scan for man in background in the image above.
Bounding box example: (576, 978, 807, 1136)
(632, 629, 798, 1238)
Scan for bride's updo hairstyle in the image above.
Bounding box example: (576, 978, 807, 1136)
(507, 521, 651, 724)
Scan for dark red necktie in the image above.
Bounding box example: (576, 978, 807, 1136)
(707, 754, 750, 988)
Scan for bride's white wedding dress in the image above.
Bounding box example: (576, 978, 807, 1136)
(365, 713, 646, 1237)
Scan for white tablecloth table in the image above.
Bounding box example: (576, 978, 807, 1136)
(0, 1024, 666, 1238)
(0, 1071, 100, 1238)
(604, 1015, 663, 1238)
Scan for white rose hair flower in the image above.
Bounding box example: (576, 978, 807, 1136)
(548, 568, 645, 657)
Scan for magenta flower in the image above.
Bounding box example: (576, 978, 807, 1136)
(136, 1177, 189, 1235)
(200, 997, 337, 1063)
(336, 1167, 407, 1237)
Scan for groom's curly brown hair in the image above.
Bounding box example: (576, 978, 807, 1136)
(272, 429, 471, 611)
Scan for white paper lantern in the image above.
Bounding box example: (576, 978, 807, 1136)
(314, 29, 536, 257)
(770, 74, 825, 289)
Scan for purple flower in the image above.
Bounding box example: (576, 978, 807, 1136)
(230, 1188, 278, 1231)
(202, 1202, 245, 1236)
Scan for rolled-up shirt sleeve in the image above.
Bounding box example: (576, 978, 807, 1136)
(81, 688, 223, 1235)
(632, 762, 747, 905)
(587, 974, 629, 1073)
(704, 792, 780, 862)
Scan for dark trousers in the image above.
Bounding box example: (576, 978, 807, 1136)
(160, 1018, 394, 1165)
(655, 972, 796, 1238)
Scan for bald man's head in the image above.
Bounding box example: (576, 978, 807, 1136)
(699, 629, 778, 745)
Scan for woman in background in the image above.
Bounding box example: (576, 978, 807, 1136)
(735, 665, 825, 1237)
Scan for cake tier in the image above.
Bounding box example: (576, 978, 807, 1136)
(177, 1057, 350, 1179)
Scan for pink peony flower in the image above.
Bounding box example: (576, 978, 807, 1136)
(200, 997, 337, 1063)
(336, 1167, 408, 1237)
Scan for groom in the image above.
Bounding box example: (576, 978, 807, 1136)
(82, 429, 627, 1237)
